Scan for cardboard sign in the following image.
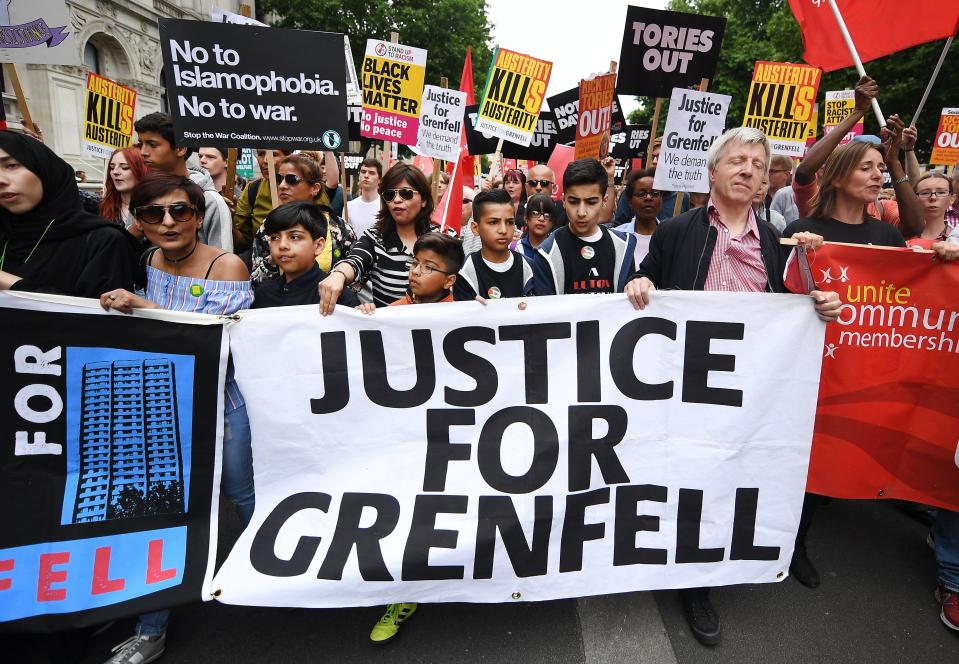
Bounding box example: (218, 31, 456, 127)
(343, 36, 362, 105)
(211, 7, 265, 26)
(548, 86, 627, 146)
(574, 73, 617, 160)
(616, 6, 725, 98)
(416, 85, 467, 161)
(82, 73, 136, 159)
(821, 90, 863, 145)
(0, 0, 77, 65)
(653, 87, 730, 194)
(742, 61, 821, 157)
(360, 39, 427, 146)
(930, 108, 959, 166)
(465, 105, 559, 163)
(235, 148, 256, 180)
(158, 19, 348, 151)
(475, 47, 553, 146)
(612, 124, 652, 161)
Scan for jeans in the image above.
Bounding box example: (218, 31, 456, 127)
(136, 403, 256, 637)
(935, 509, 959, 592)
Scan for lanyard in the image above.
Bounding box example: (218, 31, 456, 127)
(0, 218, 56, 272)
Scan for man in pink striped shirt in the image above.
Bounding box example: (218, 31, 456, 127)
(624, 127, 841, 647)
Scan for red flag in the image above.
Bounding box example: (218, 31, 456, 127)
(412, 154, 434, 177)
(451, 48, 478, 180)
(788, 0, 959, 72)
(791, 243, 959, 511)
(433, 146, 466, 235)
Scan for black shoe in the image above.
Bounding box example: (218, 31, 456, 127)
(790, 548, 821, 588)
(680, 591, 722, 646)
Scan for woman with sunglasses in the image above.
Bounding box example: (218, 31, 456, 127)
(101, 146, 150, 239)
(99, 173, 253, 664)
(249, 153, 355, 285)
(0, 132, 140, 296)
(318, 163, 435, 313)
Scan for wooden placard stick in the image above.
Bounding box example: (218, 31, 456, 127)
(492, 137, 505, 180)
(225, 148, 238, 198)
(266, 150, 279, 209)
(671, 78, 711, 217)
(3, 63, 38, 135)
(340, 151, 349, 224)
(778, 237, 932, 252)
(649, 98, 663, 143)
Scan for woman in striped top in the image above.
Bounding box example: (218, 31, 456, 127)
(99, 173, 253, 663)
(318, 163, 434, 313)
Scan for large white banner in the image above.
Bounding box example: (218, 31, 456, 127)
(212, 292, 825, 607)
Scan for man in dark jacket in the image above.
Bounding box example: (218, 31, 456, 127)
(624, 127, 841, 647)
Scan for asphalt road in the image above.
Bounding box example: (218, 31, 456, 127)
(7, 498, 958, 663)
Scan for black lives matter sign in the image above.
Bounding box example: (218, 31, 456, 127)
(616, 6, 726, 99)
(158, 19, 348, 151)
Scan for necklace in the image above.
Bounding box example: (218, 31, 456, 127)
(161, 239, 198, 266)
(0, 218, 56, 272)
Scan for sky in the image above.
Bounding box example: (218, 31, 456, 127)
(485, 0, 669, 119)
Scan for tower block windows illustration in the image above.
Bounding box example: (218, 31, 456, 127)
(72, 359, 185, 523)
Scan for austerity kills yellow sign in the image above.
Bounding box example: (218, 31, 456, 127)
(83, 72, 137, 159)
(742, 61, 820, 157)
(475, 47, 552, 147)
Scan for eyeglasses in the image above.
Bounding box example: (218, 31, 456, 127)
(133, 203, 198, 224)
(769, 168, 791, 174)
(275, 173, 311, 187)
(917, 190, 951, 199)
(632, 189, 662, 199)
(527, 179, 553, 188)
(382, 188, 418, 202)
(409, 260, 452, 276)
(528, 211, 552, 220)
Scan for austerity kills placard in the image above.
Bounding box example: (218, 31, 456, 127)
(742, 61, 821, 157)
(475, 47, 553, 146)
(416, 85, 467, 161)
(360, 39, 427, 146)
(574, 73, 617, 160)
(616, 6, 725, 99)
(821, 90, 863, 145)
(465, 105, 559, 163)
(158, 19, 348, 151)
(654, 88, 730, 193)
(930, 108, 959, 166)
(548, 86, 627, 147)
(82, 72, 136, 159)
(0, 294, 227, 630)
(212, 293, 824, 607)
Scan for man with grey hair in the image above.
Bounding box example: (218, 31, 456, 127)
(624, 126, 841, 647)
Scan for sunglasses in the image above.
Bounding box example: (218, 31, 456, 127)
(527, 179, 553, 188)
(275, 173, 310, 187)
(382, 188, 418, 202)
(133, 203, 198, 224)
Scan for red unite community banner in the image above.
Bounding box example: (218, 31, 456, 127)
(794, 244, 959, 511)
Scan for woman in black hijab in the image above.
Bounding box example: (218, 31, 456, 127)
(0, 132, 140, 296)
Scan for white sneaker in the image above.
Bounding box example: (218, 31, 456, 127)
(105, 629, 166, 664)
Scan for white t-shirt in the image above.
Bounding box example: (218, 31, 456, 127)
(346, 196, 381, 236)
(615, 219, 655, 267)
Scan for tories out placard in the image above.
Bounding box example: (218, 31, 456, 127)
(574, 73, 618, 160)
(0, 294, 227, 631)
(82, 73, 137, 159)
(475, 47, 553, 147)
(821, 90, 863, 145)
(360, 39, 427, 146)
(212, 293, 824, 607)
(930, 108, 959, 166)
(654, 88, 730, 193)
(158, 19, 348, 151)
(616, 6, 725, 99)
(416, 85, 467, 161)
(742, 61, 821, 157)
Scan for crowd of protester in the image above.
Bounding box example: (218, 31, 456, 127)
(0, 73, 957, 662)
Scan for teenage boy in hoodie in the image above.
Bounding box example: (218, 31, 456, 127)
(534, 158, 635, 295)
(252, 202, 359, 308)
(134, 112, 233, 251)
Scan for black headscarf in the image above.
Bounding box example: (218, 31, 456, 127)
(0, 132, 121, 260)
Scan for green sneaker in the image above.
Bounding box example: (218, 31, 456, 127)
(369, 602, 417, 644)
